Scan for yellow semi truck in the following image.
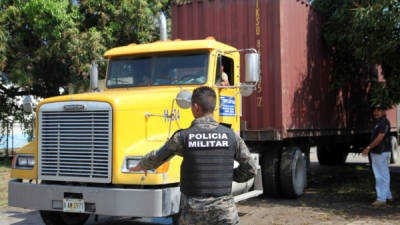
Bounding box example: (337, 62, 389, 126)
(8, 13, 262, 224)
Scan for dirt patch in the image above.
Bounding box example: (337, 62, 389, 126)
(237, 161, 400, 225)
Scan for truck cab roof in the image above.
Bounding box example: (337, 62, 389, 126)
(104, 39, 237, 57)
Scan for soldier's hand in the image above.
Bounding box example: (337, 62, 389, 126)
(129, 165, 148, 176)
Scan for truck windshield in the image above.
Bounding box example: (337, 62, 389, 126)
(106, 51, 209, 88)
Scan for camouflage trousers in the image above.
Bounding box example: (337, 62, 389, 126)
(176, 194, 239, 225)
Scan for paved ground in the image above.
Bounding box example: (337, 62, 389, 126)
(1, 148, 400, 225)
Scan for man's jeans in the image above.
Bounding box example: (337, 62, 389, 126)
(371, 152, 392, 202)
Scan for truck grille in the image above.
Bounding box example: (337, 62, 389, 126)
(38, 102, 112, 183)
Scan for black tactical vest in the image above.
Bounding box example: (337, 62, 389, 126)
(180, 124, 236, 197)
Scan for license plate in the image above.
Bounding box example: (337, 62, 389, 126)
(63, 199, 85, 213)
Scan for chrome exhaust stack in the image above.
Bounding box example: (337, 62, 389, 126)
(159, 12, 167, 41)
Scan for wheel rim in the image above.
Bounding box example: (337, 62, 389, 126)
(294, 152, 306, 193)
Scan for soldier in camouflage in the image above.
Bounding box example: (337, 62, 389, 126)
(129, 86, 256, 225)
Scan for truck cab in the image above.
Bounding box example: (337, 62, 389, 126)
(9, 38, 261, 225)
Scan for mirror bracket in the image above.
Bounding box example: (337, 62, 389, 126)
(90, 59, 107, 92)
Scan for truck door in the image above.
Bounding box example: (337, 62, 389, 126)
(215, 54, 241, 133)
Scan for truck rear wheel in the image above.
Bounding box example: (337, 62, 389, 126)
(262, 147, 281, 197)
(390, 136, 399, 164)
(317, 145, 348, 165)
(280, 147, 307, 198)
(39, 210, 89, 225)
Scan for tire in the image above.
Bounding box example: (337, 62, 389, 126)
(390, 136, 399, 164)
(262, 147, 281, 197)
(172, 212, 180, 225)
(317, 145, 348, 165)
(39, 211, 89, 225)
(301, 145, 311, 170)
(280, 147, 307, 198)
(301, 145, 311, 189)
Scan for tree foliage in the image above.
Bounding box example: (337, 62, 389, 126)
(313, 0, 400, 108)
(0, 0, 168, 141)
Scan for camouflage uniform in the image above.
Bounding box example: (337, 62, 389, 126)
(139, 115, 256, 225)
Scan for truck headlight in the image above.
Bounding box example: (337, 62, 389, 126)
(127, 158, 140, 169)
(13, 154, 35, 169)
(18, 157, 28, 166)
(122, 157, 155, 173)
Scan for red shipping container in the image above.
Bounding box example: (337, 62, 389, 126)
(172, 0, 398, 140)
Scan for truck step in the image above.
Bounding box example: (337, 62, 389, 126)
(234, 190, 263, 202)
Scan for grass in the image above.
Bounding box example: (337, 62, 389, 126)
(0, 158, 11, 206)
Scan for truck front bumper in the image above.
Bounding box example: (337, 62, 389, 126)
(8, 179, 180, 217)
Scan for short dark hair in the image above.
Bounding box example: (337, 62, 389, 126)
(192, 86, 216, 113)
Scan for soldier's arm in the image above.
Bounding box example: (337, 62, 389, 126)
(137, 131, 185, 170)
(233, 133, 257, 183)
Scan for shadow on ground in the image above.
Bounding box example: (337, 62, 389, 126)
(239, 161, 400, 221)
(2, 209, 172, 225)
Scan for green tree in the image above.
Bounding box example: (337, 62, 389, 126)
(313, 0, 400, 108)
(0, 0, 168, 145)
(0, 0, 168, 97)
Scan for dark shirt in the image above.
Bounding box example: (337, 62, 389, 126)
(370, 115, 391, 154)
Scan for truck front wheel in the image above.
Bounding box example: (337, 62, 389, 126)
(280, 147, 307, 198)
(39, 211, 89, 225)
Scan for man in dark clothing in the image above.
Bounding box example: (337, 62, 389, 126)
(362, 104, 393, 206)
(129, 86, 256, 224)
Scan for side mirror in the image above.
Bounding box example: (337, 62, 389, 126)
(23, 95, 36, 138)
(90, 60, 99, 92)
(23, 96, 33, 113)
(176, 90, 192, 109)
(245, 53, 260, 83)
(240, 84, 255, 97)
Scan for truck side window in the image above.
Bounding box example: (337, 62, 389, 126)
(216, 56, 234, 86)
(222, 56, 234, 85)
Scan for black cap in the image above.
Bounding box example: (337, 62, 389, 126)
(373, 104, 387, 110)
